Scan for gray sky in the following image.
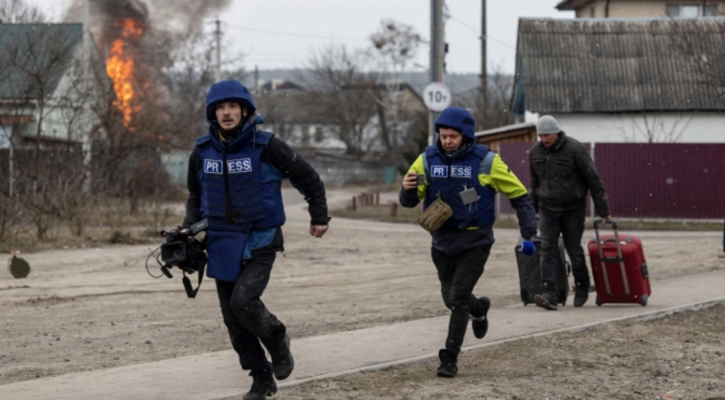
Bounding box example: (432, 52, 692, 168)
(29, 0, 573, 74)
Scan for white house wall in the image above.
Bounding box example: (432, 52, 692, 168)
(525, 112, 725, 143)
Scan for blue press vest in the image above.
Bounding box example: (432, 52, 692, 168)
(196, 128, 286, 232)
(423, 144, 496, 230)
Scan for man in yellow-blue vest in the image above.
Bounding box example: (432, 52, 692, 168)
(399, 107, 537, 378)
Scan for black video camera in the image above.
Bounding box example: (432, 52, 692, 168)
(159, 218, 209, 279)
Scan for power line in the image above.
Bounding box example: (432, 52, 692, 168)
(225, 23, 370, 43)
(447, 14, 515, 50)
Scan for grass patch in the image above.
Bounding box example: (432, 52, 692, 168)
(0, 202, 184, 254)
(332, 192, 723, 232)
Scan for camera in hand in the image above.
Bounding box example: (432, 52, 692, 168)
(159, 218, 209, 278)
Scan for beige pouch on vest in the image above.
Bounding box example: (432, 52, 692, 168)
(417, 197, 453, 232)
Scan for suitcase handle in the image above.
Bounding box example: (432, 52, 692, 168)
(593, 218, 631, 297)
(593, 218, 617, 230)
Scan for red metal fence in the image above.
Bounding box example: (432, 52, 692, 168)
(498, 143, 725, 219)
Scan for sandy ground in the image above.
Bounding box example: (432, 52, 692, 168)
(1, 187, 724, 398)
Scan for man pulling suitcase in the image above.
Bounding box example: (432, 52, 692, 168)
(528, 116, 611, 310)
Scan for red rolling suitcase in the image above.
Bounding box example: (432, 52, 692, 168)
(588, 219, 652, 306)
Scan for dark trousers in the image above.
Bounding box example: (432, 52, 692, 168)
(431, 246, 491, 355)
(215, 245, 285, 376)
(539, 207, 589, 292)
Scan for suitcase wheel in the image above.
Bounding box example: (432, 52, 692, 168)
(595, 295, 601, 306)
(521, 289, 528, 306)
(640, 294, 648, 307)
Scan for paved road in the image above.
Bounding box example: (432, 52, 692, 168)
(1, 188, 723, 399)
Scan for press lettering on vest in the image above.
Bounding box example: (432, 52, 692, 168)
(431, 165, 448, 178)
(451, 166, 472, 178)
(227, 158, 253, 174)
(204, 159, 223, 175)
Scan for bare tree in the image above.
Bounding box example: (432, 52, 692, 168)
(455, 64, 515, 131)
(366, 19, 428, 169)
(619, 112, 693, 143)
(0, 24, 98, 239)
(159, 29, 217, 148)
(0, 0, 46, 23)
(303, 45, 377, 157)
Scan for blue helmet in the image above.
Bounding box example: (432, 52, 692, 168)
(205, 80, 256, 123)
(434, 107, 476, 141)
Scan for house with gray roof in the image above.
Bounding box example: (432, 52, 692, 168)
(555, 0, 722, 19)
(511, 17, 725, 143)
(0, 23, 109, 151)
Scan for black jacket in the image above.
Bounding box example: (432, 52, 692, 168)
(182, 135, 329, 229)
(529, 132, 610, 217)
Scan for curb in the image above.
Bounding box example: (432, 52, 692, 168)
(275, 296, 725, 390)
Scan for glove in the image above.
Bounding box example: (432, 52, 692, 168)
(521, 239, 535, 256)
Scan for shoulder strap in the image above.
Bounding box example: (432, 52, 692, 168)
(253, 130, 273, 146)
(479, 151, 496, 175)
(182, 268, 204, 298)
(182, 243, 207, 299)
(195, 134, 211, 146)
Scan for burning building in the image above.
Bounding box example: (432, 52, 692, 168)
(63, 0, 231, 133)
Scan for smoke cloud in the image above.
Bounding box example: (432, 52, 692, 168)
(63, 0, 232, 45)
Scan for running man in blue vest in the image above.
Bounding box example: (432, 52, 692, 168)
(399, 107, 537, 378)
(181, 80, 330, 400)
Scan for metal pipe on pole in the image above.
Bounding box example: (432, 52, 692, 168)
(428, 0, 445, 146)
(82, 0, 92, 193)
(8, 139, 13, 197)
(215, 18, 222, 82)
(254, 65, 259, 95)
(480, 0, 487, 119)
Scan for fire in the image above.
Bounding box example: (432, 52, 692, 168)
(106, 19, 144, 128)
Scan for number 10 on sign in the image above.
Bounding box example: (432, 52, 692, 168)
(423, 82, 452, 112)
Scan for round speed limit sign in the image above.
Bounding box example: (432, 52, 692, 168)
(423, 82, 452, 112)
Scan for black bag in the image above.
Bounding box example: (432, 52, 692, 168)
(515, 236, 571, 306)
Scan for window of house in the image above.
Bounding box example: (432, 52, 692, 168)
(667, 4, 719, 17)
(313, 126, 324, 142)
(0, 125, 11, 149)
(301, 125, 310, 144)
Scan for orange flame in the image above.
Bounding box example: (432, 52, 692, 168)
(106, 19, 144, 128)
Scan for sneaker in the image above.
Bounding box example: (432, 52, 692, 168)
(243, 372, 277, 400)
(574, 285, 589, 307)
(534, 290, 558, 311)
(436, 349, 458, 378)
(471, 296, 491, 339)
(270, 332, 294, 381)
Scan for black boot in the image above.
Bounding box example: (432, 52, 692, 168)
(471, 296, 490, 339)
(268, 329, 294, 380)
(436, 349, 458, 378)
(243, 371, 277, 400)
(574, 283, 590, 307)
(534, 290, 558, 311)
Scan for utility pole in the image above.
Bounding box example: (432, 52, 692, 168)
(254, 65, 259, 96)
(82, 0, 92, 193)
(7, 133, 13, 197)
(215, 18, 222, 82)
(429, 0, 445, 145)
(83, 0, 90, 90)
(480, 0, 487, 122)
